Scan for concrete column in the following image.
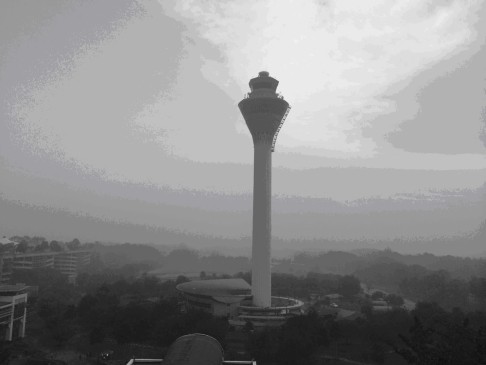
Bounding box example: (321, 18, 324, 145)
(251, 139, 272, 307)
(7, 307, 14, 341)
(20, 307, 27, 337)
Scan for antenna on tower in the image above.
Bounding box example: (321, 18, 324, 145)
(271, 105, 291, 152)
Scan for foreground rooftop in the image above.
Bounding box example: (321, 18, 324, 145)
(126, 334, 256, 365)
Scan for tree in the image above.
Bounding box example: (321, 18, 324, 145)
(276, 311, 331, 365)
(385, 294, 404, 307)
(77, 286, 119, 326)
(39, 240, 49, 251)
(89, 326, 105, 344)
(113, 304, 152, 343)
(470, 277, 486, 302)
(249, 328, 280, 363)
(370, 342, 385, 364)
(164, 249, 200, 271)
(16, 240, 28, 253)
(46, 315, 75, 346)
(337, 275, 361, 298)
(396, 304, 486, 365)
(67, 238, 80, 250)
(176, 275, 190, 285)
(372, 291, 386, 300)
(50, 240, 62, 251)
(399, 271, 468, 310)
(396, 315, 484, 365)
(361, 302, 373, 319)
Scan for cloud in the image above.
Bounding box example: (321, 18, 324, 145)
(2, 0, 485, 188)
(1, 1, 184, 179)
(163, 0, 484, 156)
(384, 46, 486, 154)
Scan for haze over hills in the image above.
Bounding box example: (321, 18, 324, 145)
(2, 149, 484, 255)
(1, 172, 484, 256)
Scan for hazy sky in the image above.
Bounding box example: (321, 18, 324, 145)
(1, 0, 485, 253)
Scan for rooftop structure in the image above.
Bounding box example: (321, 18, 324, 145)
(126, 333, 256, 365)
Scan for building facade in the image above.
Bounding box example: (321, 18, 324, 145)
(0, 285, 28, 341)
(54, 250, 92, 283)
(0, 250, 92, 284)
(0, 256, 13, 285)
(177, 279, 252, 318)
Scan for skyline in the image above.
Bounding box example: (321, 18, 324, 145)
(1, 1, 485, 255)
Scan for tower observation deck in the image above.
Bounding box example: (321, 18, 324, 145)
(238, 71, 290, 308)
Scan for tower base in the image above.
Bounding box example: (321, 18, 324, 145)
(229, 296, 304, 329)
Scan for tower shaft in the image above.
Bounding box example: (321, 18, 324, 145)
(251, 139, 273, 307)
(238, 71, 289, 309)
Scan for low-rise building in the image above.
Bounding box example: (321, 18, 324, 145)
(54, 250, 92, 283)
(0, 250, 92, 284)
(0, 255, 13, 285)
(372, 300, 392, 312)
(177, 278, 304, 328)
(177, 279, 252, 317)
(12, 252, 56, 270)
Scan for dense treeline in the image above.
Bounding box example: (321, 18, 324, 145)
(288, 248, 486, 279)
(76, 278, 228, 348)
(3, 238, 486, 364)
(4, 260, 486, 365)
(249, 311, 337, 365)
(248, 303, 486, 364)
(355, 262, 486, 311)
(91, 243, 163, 267)
(5, 238, 486, 312)
(4, 235, 485, 282)
(10, 266, 227, 351)
(0, 236, 87, 253)
(270, 272, 361, 299)
(16, 265, 484, 364)
(164, 247, 486, 311)
(160, 248, 250, 274)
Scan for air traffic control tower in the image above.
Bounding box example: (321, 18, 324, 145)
(238, 71, 291, 307)
(177, 72, 302, 328)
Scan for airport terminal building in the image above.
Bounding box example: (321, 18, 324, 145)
(177, 278, 252, 318)
(177, 278, 303, 328)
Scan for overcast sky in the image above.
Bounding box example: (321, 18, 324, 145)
(1, 0, 485, 254)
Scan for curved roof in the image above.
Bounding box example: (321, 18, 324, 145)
(163, 333, 223, 365)
(176, 278, 251, 297)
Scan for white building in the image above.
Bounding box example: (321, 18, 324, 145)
(0, 285, 28, 341)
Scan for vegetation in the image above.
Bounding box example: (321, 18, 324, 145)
(2, 238, 486, 364)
